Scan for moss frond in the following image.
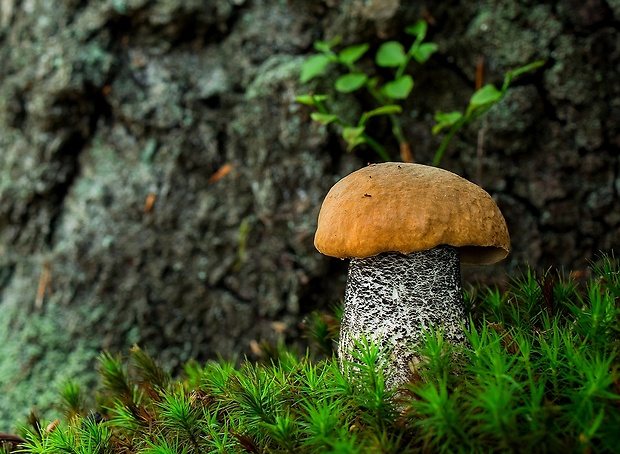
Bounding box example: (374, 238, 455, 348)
(11, 253, 620, 453)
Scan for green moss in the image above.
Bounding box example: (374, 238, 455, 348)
(10, 255, 620, 452)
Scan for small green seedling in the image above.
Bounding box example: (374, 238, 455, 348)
(431, 59, 544, 166)
(297, 20, 437, 162)
(297, 21, 544, 165)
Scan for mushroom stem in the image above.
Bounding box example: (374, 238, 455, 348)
(338, 245, 468, 391)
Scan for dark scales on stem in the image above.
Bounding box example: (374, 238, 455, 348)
(339, 245, 468, 391)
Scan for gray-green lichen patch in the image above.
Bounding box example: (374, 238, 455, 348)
(0, 262, 101, 432)
(448, 3, 560, 78)
(0, 0, 332, 431)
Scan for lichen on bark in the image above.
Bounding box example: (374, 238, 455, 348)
(0, 0, 619, 432)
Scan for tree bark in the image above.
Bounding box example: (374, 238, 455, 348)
(0, 0, 618, 431)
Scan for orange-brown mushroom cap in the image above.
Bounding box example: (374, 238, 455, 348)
(314, 163, 510, 265)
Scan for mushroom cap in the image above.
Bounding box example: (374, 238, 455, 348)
(314, 162, 510, 265)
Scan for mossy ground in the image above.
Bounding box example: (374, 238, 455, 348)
(3, 255, 620, 453)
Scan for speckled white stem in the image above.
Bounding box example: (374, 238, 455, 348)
(338, 245, 468, 391)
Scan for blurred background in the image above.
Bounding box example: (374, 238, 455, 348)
(0, 0, 618, 430)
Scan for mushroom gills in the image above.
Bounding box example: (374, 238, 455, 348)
(338, 245, 468, 391)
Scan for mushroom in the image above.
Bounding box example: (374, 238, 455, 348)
(314, 162, 510, 390)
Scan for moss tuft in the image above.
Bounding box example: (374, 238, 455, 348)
(10, 254, 620, 453)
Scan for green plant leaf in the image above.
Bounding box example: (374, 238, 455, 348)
(469, 84, 502, 108)
(359, 105, 402, 127)
(367, 76, 379, 89)
(500, 60, 545, 94)
(342, 126, 365, 142)
(342, 126, 366, 150)
(405, 20, 427, 38)
(376, 41, 406, 67)
(381, 75, 414, 99)
(506, 60, 545, 80)
(432, 111, 463, 135)
(338, 44, 370, 66)
(366, 105, 403, 118)
(301, 54, 332, 83)
(334, 73, 368, 93)
(411, 42, 438, 63)
(313, 37, 341, 52)
(295, 94, 314, 105)
(295, 94, 329, 106)
(310, 112, 339, 125)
